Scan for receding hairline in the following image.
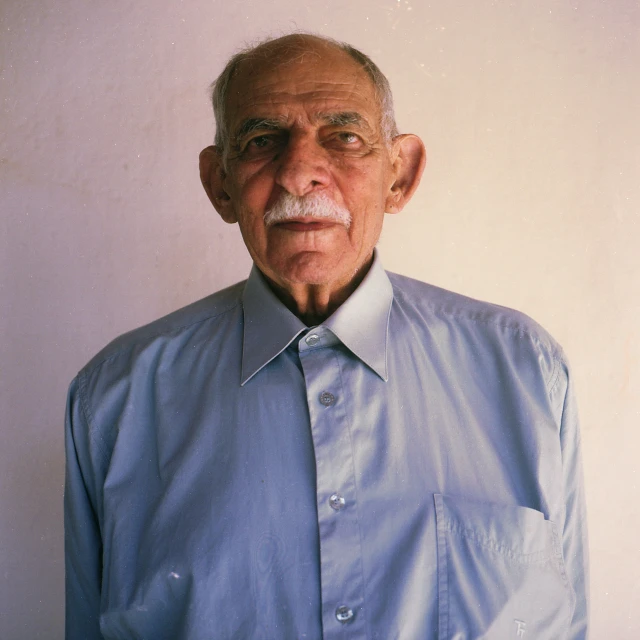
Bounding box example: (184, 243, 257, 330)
(229, 33, 358, 70)
(234, 33, 348, 63)
(229, 36, 370, 97)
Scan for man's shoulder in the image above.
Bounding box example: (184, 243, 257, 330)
(80, 280, 246, 378)
(387, 270, 564, 359)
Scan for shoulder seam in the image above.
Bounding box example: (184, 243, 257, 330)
(77, 369, 110, 466)
(547, 354, 569, 406)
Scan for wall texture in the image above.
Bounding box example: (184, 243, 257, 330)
(1, 0, 638, 637)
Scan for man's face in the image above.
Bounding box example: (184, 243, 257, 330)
(213, 43, 399, 292)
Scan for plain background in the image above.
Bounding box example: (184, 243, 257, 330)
(1, 0, 638, 637)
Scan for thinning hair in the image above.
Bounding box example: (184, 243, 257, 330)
(209, 33, 399, 158)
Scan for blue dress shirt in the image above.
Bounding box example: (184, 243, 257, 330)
(65, 252, 589, 639)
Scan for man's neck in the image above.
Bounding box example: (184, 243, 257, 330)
(262, 258, 373, 326)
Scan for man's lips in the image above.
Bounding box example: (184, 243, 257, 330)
(272, 218, 340, 231)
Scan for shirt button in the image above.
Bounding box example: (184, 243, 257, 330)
(305, 333, 320, 346)
(336, 605, 354, 623)
(319, 391, 335, 406)
(329, 493, 346, 511)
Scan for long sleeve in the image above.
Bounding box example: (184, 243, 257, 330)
(556, 357, 590, 638)
(64, 376, 104, 640)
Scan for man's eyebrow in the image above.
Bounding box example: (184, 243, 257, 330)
(232, 112, 371, 145)
(233, 118, 285, 141)
(317, 111, 368, 128)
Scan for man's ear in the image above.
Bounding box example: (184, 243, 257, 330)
(199, 146, 237, 224)
(385, 134, 427, 214)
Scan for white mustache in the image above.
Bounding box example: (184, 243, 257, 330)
(263, 192, 352, 229)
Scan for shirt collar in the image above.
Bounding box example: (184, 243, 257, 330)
(241, 250, 394, 385)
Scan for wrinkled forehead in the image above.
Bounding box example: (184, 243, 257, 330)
(225, 41, 378, 122)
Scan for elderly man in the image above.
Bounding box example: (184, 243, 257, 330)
(65, 33, 588, 639)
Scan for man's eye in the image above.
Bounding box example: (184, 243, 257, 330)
(238, 134, 284, 158)
(248, 135, 274, 149)
(337, 132, 359, 144)
(325, 132, 364, 150)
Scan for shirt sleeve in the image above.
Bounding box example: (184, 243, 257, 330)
(555, 356, 590, 639)
(64, 375, 104, 640)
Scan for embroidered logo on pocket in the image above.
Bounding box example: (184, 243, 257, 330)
(514, 619, 526, 636)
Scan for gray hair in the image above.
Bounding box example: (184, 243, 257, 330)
(209, 33, 399, 158)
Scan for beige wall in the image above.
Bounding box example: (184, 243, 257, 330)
(1, 0, 638, 637)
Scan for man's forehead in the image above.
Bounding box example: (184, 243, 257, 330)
(228, 71, 378, 133)
(227, 43, 374, 105)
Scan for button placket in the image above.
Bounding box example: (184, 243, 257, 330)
(299, 342, 366, 638)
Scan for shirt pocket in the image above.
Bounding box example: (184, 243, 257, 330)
(434, 493, 575, 640)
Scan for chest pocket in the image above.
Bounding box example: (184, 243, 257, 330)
(434, 494, 575, 640)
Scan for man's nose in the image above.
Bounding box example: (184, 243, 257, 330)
(274, 135, 331, 197)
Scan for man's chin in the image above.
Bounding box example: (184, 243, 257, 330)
(266, 250, 345, 287)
